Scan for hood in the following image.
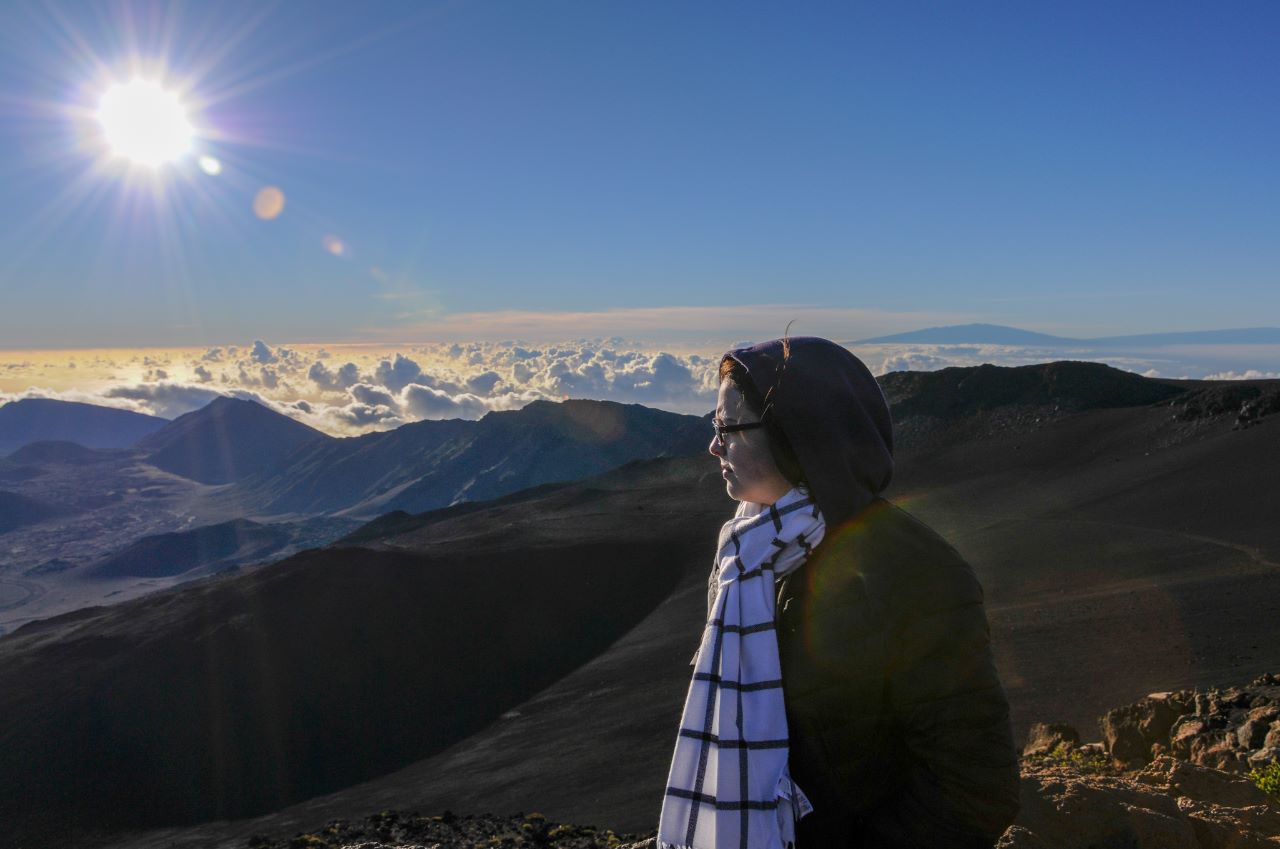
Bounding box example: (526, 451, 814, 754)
(725, 336, 894, 527)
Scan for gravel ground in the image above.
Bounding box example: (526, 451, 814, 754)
(244, 809, 654, 849)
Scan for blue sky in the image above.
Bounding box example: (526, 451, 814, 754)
(0, 0, 1278, 350)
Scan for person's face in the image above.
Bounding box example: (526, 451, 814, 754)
(709, 379, 794, 505)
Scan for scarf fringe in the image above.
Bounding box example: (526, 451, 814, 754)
(657, 488, 825, 849)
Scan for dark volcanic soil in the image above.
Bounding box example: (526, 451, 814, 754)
(243, 809, 648, 849)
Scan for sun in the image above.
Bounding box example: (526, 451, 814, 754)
(96, 79, 194, 166)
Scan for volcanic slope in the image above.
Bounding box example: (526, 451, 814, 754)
(78, 369, 1280, 849)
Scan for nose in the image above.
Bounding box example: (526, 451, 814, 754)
(708, 433, 725, 457)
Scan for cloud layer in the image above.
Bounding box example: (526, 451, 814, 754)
(1, 337, 1276, 438)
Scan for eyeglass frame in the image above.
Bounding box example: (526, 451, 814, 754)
(712, 417, 765, 446)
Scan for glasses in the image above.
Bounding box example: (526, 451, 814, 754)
(712, 417, 765, 446)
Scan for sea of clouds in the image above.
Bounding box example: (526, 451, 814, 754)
(2, 338, 1276, 437)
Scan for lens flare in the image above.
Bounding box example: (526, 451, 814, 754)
(96, 79, 193, 166)
(198, 155, 222, 175)
(253, 186, 286, 220)
(322, 234, 346, 256)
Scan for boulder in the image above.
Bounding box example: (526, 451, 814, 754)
(1189, 731, 1250, 774)
(1265, 722, 1280, 751)
(1102, 695, 1188, 767)
(1023, 722, 1081, 758)
(1240, 710, 1280, 749)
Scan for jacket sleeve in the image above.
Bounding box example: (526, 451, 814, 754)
(859, 560, 1021, 847)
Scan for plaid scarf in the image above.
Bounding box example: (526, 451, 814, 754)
(658, 487, 825, 849)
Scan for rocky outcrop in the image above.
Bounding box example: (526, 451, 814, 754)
(1005, 674, 1280, 847)
(1170, 384, 1280, 430)
(1001, 757, 1280, 848)
(1100, 673, 1280, 772)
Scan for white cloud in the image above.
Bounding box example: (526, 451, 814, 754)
(350, 382, 398, 409)
(308, 361, 362, 391)
(403, 384, 490, 420)
(326, 402, 404, 429)
(250, 340, 277, 364)
(373, 353, 423, 393)
(465, 371, 502, 394)
(101, 382, 260, 420)
(1203, 369, 1280, 380)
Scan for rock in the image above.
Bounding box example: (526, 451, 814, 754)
(1101, 696, 1187, 767)
(1249, 747, 1280, 767)
(1266, 723, 1280, 750)
(1001, 766, 1191, 847)
(1189, 732, 1250, 774)
(1135, 756, 1273, 808)
(1240, 712, 1280, 749)
(1174, 717, 1209, 747)
(1023, 722, 1081, 757)
(1000, 758, 1280, 848)
(996, 825, 1049, 849)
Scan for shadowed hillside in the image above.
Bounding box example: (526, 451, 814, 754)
(0, 490, 79, 533)
(0, 457, 726, 847)
(137, 396, 332, 484)
(0, 398, 168, 456)
(84, 518, 295, 578)
(5, 440, 122, 465)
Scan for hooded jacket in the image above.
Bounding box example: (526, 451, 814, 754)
(724, 338, 1020, 848)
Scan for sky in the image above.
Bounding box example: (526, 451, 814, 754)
(0, 1, 1277, 432)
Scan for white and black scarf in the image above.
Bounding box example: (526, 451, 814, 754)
(658, 487, 826, 849)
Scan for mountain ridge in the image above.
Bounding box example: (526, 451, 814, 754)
(855, 323, 1280, 347)
(0, 398, 169, 456)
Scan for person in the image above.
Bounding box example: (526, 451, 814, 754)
(657, 336, 1020, 849)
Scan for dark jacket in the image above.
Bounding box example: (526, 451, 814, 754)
(775, 497, 1020, 847)
(721, 337, 1019, 846)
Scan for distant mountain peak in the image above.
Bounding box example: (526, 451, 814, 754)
(855, 324, 1078, 346)
(137, 395, 332, 485)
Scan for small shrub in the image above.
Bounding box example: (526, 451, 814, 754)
(288, 835, 329, 849)
(1033, 742, 1117, 775)
(1249, 759, 1280, 802)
